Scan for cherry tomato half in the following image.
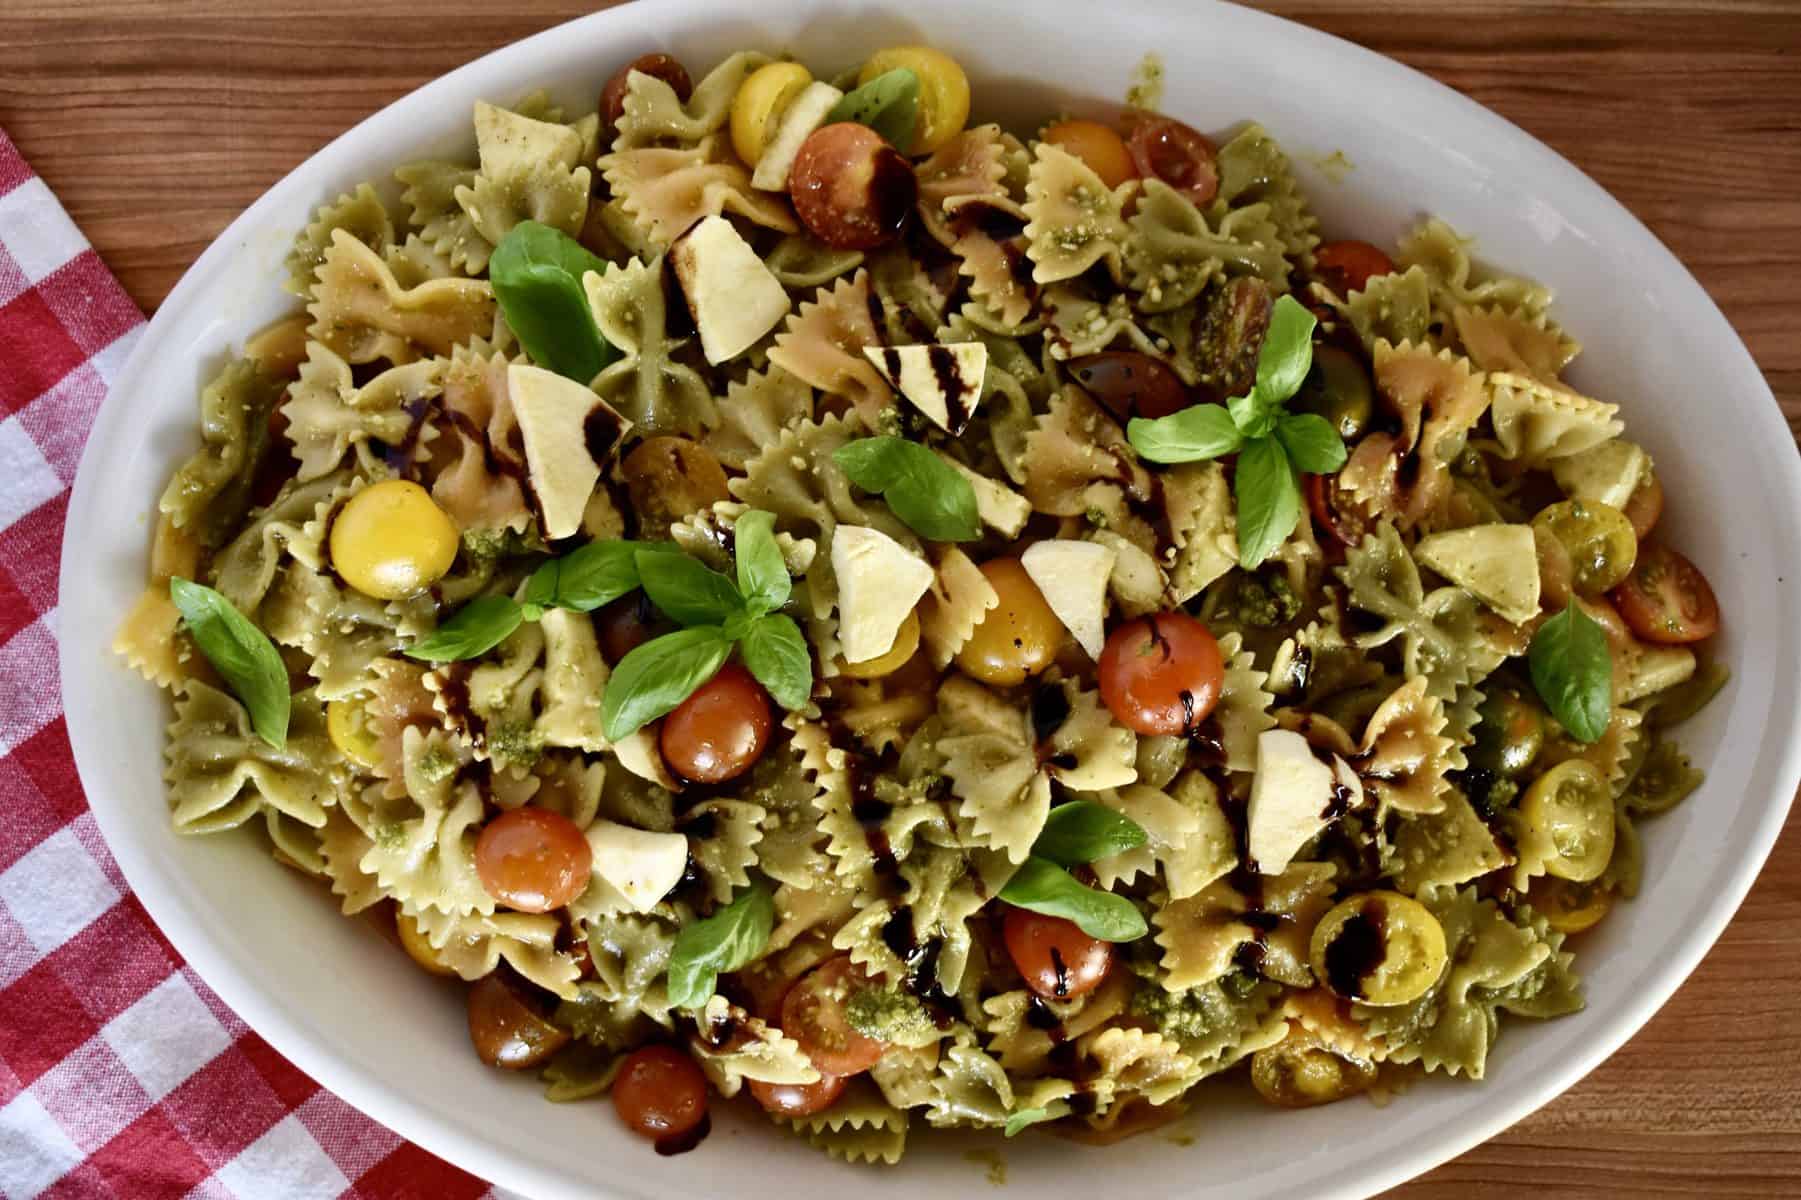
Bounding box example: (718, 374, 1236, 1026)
(789, 123, 917, 250)
(1126, 117, 1219, 207)
(1313, 240, 1396, 296)
(1066, 352, 1191, 421)
(596, 592, 666, 665)
(749, 1072, 849, 1118)
(955, 558, 1065, 686)
(780, 955, 888, 1076)
(1622, 469, 1665, 540)
(613, 1045, 710, 1140)
(601, 54, 693, 130)
(1042, 119, 1137, 189)
(466, 971, 571, 1069)
(1305, 472, 1375, 550)
(1002, 908, 1113, 1000)
(1098, 612, 1225, 736)
(660, 664, 773, 784)
(474, 807, 593, 914)
(1611, 542, 1720, 644)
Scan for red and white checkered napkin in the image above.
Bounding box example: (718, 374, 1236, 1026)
(0, 128, 503, 1200)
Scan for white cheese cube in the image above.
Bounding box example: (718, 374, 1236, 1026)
(668, 215, 792, 364)
(1020, 539, 1116, 659)
(831, 524, 935, 664)
(861, 343, 987, 435)
(1247, 729, 1337, 875)
(507, 364, 630, 540)
(611, 725, 682, 791)
(1551, 439, 1648, 510)
(750, 81, 845, 192)
(1414, 524, 1541, 625)
(940, 454, 1031, 538)
(585, 820, 689, 913)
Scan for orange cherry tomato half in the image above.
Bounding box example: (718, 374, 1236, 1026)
(1098, 612, 1225, 736)
(1067, 352, 1191, 421)
(1042, 119, 1137, 189)
(474, 808, 593, 913)
(789, 123, 917, 250)
(1002, 908, 1114, 1000)
(601, 53, 693, 130)
(749, 1072, 849, 1118)
(1611, 542, 1720, 644)
(780, 955, 888, 1076)
(1313, 240, 1396, 296)
(613, 1045, 710, 1140)
(1125, 117, 1219, 207)
(1622, 470, 1665, 540)
(659, 664, 774, 784)
(466, 971, 571, 1069)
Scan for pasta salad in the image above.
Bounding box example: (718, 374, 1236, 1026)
(117, 42, 1729, 1161)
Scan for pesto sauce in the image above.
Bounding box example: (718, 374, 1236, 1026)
(1124, 53, 1165, 111)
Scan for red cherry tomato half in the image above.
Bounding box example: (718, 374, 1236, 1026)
(474, 807, 593, 913)
(595, 592, 666, 665)
(1305, 472, 1375, 549)
(659, 664, 773, 784)
(1066, 352, 1192, 421)
(601, 54, 694, 130)
(1098, 612, 1225, 736)
(1611, 543, 1720, 644)
(613, 1045, 710, 1140)
(1313, 240, 1396, 296)
(466, 971, 570, 1069)
(1002, 908, 1114, 1000)
(780, 955, 888, 1076)
(749, 1072, 849, 1118)
(1622, 470, 1664, 540)
(789, 123, 917, 250)
(1126, 117, 1219, 207)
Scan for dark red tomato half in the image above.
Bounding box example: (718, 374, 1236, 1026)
(601, 54, 693, 129)
(1066, 352, 1191, 421)
(1126, 117, 1220, 207)
(613, 1045, 710, 1140)
(659, 664, 773, 784)
(789, 123, 916, 250)
(1313, 240, 1396, 296)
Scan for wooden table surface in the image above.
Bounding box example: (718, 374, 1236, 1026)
(4, 1, 1799, 1195)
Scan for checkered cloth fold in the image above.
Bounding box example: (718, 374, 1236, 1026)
(0, 127, 497, 1200)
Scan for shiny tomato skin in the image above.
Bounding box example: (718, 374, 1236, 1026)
(659, 664, 773, 784)
(1043, 119, 1137, 189)
(780, 955, 887, 1076)
(601, 54, 693, 129)
(789, 123, 917, 250)
(595, 592, 665, 665)
(1066, 352, 1191, 421)
(1622, 470, 1665, 540)
(466, 972, 571, 1069)
(1126, 117, 1219, 207)
(749, 1072, 849, 1118)
(1098, 612, 1225, 736)
(1611, 543, 1720, 644)
(1313, 240, 1396, 296)
(1002, 908, 1113, 1000)
(474, 808, 593, 913)
(613, 1045, 710, 1140)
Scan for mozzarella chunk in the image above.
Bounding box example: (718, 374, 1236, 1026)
(611, 725, 682, 791)
(831, 524, 935, 663)
(585, 819, 689, 913)
(1020, 539, 1116, 659)
(1247, 729, 1337, 875)
(861, 343, 987, 435)
(1551, 439, 1648, 510)
(940, 454, 1031, 537)
(507, 364, 630, 540)
(668, 215, 792, 364)
(1414, 523, 1541, 625)
(750, 81, 844, 191)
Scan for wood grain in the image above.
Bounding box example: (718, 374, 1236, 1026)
(2, 2, 1798, 1195)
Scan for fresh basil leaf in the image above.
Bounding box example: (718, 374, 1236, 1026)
(1529, 601, 1613, 743)
(1232, 436, 1303, 570)
(732, 509, 790, 615)
(1004, 1107, 1057, 1137)
(739, 613, 813, 711)
(1254, 293, 1318, 405)
(490, 221, 617, 383)
(1274, 412, 1349, 475)
(824, 67, 921, 152)
(169, 578, 291, 749)
(1032, 801, 1148, 867)
(1127, 403, 1243, 464)
(634, 548, 745, 628)
(1227, 386, 1280, 440)
(998, 856, 1148, 942)
(665, 884, 775, 1010)
(525, 539, 651, 613)
(833, 436, 980, 541)
(600, 626, 734, 741)
(403, 595, 525, 662)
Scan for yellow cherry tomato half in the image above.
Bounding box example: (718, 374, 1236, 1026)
(1518, 759, 1615, 883)
(1532, 878, 1615, 935)
(1042, 119, 1137, 190)
(1310, 890, 1448, 1007)
(858, 46, 969, 154)
(1250, 1023, 1377, 1109)
(731, 61, 813, 165)
(954, 558, 1065, 686)
(396, 911, 459, 977)
(838, 609, 921, 678)
(326, 695, 382, 768)
(329, 479, 460, 600)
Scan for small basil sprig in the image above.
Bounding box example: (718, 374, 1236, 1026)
(169, 578, 291, 749)
(834, 436, 980, 542)
(601, 513, 812, 739)
(665, 884, 775, 1010)
(825, 68, 921, 151)
(1529, 600, 1613, 743)
(998, 802, 1150, 943)
(490, 220, 618, 383)
(1127, 294, 1346, 568)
